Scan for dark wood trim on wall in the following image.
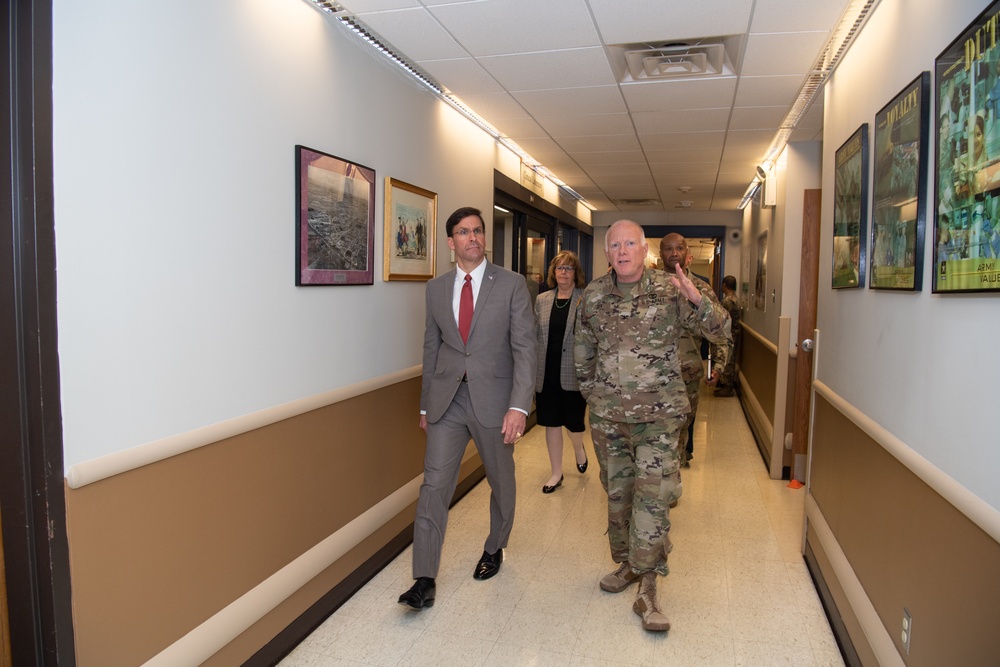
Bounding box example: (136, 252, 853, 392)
(0, 1, 76, 664)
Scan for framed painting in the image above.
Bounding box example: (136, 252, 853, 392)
(832, 124, 868, 289)
(384, 178, 437, 281)
(295, 145, 375, 286)
(934, 2, 1000, 292)
(871, 72, 930, 291)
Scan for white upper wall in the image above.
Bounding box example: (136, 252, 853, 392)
(821, 0, 1000, 509)
(51, 0, 581, 467)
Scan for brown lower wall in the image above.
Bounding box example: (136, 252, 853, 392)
(64, 376, 452, 666)
(807, 393, 1000, 666)
(741, 332, 776, 424)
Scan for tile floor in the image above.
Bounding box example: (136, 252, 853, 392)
(280, 386, 845, 667)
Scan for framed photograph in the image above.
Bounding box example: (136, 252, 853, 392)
(871, 73, 930, 291)
(934, 3, 1000, 292)
(295, 145, 375, 286)
(384, 178, 437, 281)
(754, 230, 768, 312)
(832, 124, 868, 289)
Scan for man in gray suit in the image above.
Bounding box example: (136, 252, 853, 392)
(398, 206, 536, 610)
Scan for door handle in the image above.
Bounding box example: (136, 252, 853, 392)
(800, 338, 814, 352)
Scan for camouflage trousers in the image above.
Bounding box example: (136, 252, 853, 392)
(589, 413, 685, 576)
(679, 378, 701, 459)
(718, 335, 739, 389)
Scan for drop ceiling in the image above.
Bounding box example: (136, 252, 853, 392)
(331, 0, 850, 212)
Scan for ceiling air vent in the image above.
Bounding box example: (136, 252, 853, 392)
(610, 37, 738, 84)
(615, 198, 661, 207)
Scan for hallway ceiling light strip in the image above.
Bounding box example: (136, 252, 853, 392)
(758, 0, 880, 173)
(302, 0, 594, 211)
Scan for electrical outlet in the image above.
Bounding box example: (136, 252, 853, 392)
(901, 608, 912, 654)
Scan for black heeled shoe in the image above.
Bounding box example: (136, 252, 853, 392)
(542, 475, 563, 494)
(577, 458, 588, 474)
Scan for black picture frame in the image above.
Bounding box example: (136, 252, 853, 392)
(933, 2, 1000, 292)
(870, 72, 930, 291)
(295, 145, 375, 286)
(832, 124, 868, 289)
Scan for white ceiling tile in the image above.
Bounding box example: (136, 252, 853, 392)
(357, 8, 467, 60)
(479, 48, 617, 91)
(585, 164, 655, 179)
(723, 129, 776, 148)
(734, 75, 804, 107)
(456, 92, 530, 120)
(633, 108, 731, 134)
(571, 151, 646, 165)
(621, 78, 738, 113)
(557, 135, 641, 152)
(589, 0, 755, 44)
(639, 132, 726, 151)
(339, 0, 420, 11)
(416, 58, 504, 94)
(750, 0, 851, 32)
(535, 113, 634, 137)
(741, 32, 829, 76)
(512, 86, 626, 117)
(650, 163, 720, 177)
(493, 116, 547, 137)
(428, 0, 600, 57)
(729, 106, 787, 130)
(646, 147, 724, 163)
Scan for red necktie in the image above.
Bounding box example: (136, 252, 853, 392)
(459, 274, 473, 343)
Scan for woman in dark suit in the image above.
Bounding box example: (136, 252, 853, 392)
(534, 251, 589, 493)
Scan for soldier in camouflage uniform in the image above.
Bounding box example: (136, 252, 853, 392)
(714, 275, 742, 397)
(575, 220, 731, 632)
(659, 234, 731, 468)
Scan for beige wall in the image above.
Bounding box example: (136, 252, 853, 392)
(64, 377, 464, 665)
(808, 393, 1000, 665)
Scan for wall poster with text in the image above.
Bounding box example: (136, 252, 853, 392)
(934, 1, 1000, 292)
(871, 72, 929, 291)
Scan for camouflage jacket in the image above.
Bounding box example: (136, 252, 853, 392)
(722, 293, 741, 337)
(677, 271, 731, 383)
(574, 267, 731, 423)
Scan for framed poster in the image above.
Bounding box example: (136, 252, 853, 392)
(871, 73, 930, 291)
(383, 178, 437, 281)
(934, 2, 1000, 292)
(832, 124, 868, 289)
(295, 145, 375, 286)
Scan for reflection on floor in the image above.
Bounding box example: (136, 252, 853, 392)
(280, 386, 845, 667)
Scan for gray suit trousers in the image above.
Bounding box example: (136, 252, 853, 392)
(412, 383, 517, 579)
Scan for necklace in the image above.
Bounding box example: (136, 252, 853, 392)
(554, 295, 571, 309)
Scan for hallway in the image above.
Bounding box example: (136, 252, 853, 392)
(280, 388, 844, 666)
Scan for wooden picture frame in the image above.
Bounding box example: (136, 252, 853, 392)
(383, 178, 437, 281)
(295, 145, 375, 286)
(870, 72, 929, 291)
(832, 124, 869, 289)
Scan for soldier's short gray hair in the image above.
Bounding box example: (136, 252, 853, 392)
(605, 220, 647, 253)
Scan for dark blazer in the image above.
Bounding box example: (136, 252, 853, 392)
(421, 261, 536, 428)
(533, 287, 584, 393)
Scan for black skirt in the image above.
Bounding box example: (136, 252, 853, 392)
(535, 386, 587, 432)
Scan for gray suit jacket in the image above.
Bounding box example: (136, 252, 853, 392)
(533, 287, 584, 393)
(421, 261, 536, 427)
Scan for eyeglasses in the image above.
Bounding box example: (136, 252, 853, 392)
(453, 227, 485, 238)
(554, 265, 575, 272)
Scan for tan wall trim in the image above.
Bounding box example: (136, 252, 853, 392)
(813, 380, 1000, 542)
(741, 321, 778, 354)
(738, 367, 772, 448)
(66, 366, 422, 489)
(805, 495, 903, 667)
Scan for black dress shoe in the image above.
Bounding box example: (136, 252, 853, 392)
(577, 458, 589, 474)
(542, 475, 564, 494)
(473, 549, 503, 580)
(398, 577, 435, 609)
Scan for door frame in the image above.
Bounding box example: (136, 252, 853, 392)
(1, 1, 76, 663)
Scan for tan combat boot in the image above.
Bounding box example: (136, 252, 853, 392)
(599, 562, 641, 593)
(633, 572, 670, 631)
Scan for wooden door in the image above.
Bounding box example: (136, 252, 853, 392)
(792, 189, 821, 482)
